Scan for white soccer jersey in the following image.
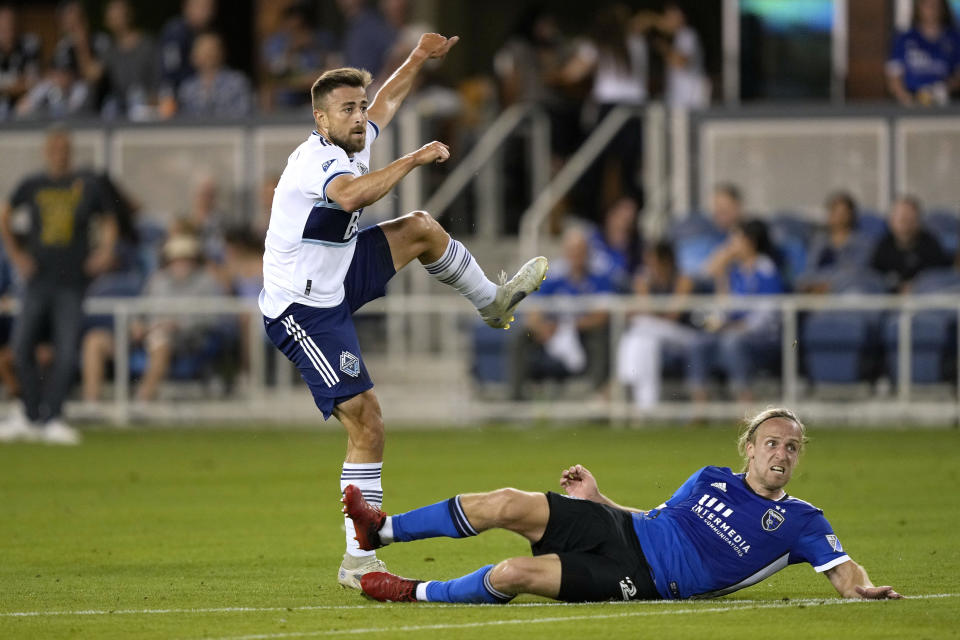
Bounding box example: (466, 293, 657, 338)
(259, 120, 380, 318)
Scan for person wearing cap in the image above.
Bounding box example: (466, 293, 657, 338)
(80, 224, 225, 406)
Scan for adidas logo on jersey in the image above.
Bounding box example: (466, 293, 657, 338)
(711, 482, 727, 492)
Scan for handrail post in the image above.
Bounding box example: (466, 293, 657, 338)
(782, 300, 798, 405)
(113, 304, 130, 426)
(897, 307, 912, 406)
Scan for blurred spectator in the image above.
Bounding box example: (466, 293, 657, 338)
(688, 219, 785, 404)
(337, 0, 395, 79)
(0, 127, 117, 444)
(870, 195, 952, 292)
(51, 0, 110, 108)
(588, 196, 641, 292)
(562, 3, 648, 211)
(796, 191, 875, 293)
(508, 227, 615, 401)
(644, 2, 709, 109)
(708, 182, 744, 235)
(494, 6, 581, 158)
(886, 0, 960, 106)
(378, 0, 434, 82)
(176, 32, 252, 118)
(260, 1, 336, 110)
(616, 240, 696, 410)
(694, 182, 745, 277)
(188, 175, 228, 263)
(99, 0, 159, 120)
(159, 0, 217, 117)
(83, 228, 225, 404)
(14, 54, 91, 119)
(0, 5, 40, 120)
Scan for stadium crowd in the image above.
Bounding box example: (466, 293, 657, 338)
(1, 0, 960, 442)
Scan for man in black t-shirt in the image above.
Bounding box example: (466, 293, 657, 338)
(0, 126, 117, 445)
(870, 195, 952, 292)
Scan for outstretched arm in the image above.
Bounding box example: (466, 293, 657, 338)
(824, 559, 902, 599)
(367, 33, 459, 130)
(325, 140, 449, 212)
(559, 464, 646, 515)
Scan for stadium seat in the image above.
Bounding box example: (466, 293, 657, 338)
(882, 310, 957, 384)
(668, 213, 726, 276)
(856, 211, 887, 238)
(925, 209, 960, 255)
(881, 268, 960, 384)
(471, 319, 510, 383)
(801, 311, 879, 383)
(769, 214, 816, 286)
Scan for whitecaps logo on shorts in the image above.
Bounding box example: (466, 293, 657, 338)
(340, 351, 360, 377)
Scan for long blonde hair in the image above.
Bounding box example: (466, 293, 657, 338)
(736, 407, 807, 472)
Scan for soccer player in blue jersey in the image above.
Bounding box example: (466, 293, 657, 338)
(343, 408, 902, 603)
(260, 32, 549, 589)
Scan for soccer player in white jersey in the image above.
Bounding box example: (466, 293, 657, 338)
(343, 408, 902, 603)
(259, 32, 548, 589)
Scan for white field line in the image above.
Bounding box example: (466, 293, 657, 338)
(0, 592, 954, 620)
(201, 594, 960, 640)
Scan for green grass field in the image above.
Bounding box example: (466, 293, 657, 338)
(1, 424, 958, 639)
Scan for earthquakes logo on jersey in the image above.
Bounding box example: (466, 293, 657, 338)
(322, 159, 335, 172)
(762, 506, 786, 532)
(356, 162, 369, 175)
(825, 534, 843, 553)
(619, 577, 637, 600)
(340, 351, 360, 377)
(692, 493, 751, 557)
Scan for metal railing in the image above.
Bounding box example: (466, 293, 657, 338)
(2, 291, 955, 427)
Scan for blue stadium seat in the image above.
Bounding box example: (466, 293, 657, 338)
(668, 213, 726, 276)
(801, 311, 879, 383)
(882, 268, 960, 383)
(857, 211, 887, 238)
(471, 319, 510, 383)
(925, 209, 960, 255)
(882, 310, 957, 384)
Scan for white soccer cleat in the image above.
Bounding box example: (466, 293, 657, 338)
(337, 553, 388, 590)
(479, 256, 549, 329)
(40, 419, 82, 446)
(0, 406, 41, 443)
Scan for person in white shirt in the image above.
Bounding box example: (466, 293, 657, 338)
(259, 32, 548, 590)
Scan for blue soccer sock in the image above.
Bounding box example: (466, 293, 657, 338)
(390, 495, 478, 542)
(421, 565, 514, 604)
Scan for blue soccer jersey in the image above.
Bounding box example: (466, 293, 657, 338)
(632, 466, 850, 599)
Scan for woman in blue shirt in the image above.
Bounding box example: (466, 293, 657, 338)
(886, 0, 960, 106)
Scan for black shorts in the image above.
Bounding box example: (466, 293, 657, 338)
(531, 492, 661, 602)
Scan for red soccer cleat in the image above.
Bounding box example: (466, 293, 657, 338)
(361, 571, 422, 602)
(341, 484, 387, 550)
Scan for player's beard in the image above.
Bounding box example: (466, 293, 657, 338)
(330, 129, 365, 154)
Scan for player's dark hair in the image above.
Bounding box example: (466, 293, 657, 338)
(311, 67, 372, 111)
(737, 407, 808, 472)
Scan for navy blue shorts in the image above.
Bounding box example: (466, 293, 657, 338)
(263, 225, 396, 419)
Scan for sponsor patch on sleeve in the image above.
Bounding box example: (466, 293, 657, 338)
(825, 534, 843, 553)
